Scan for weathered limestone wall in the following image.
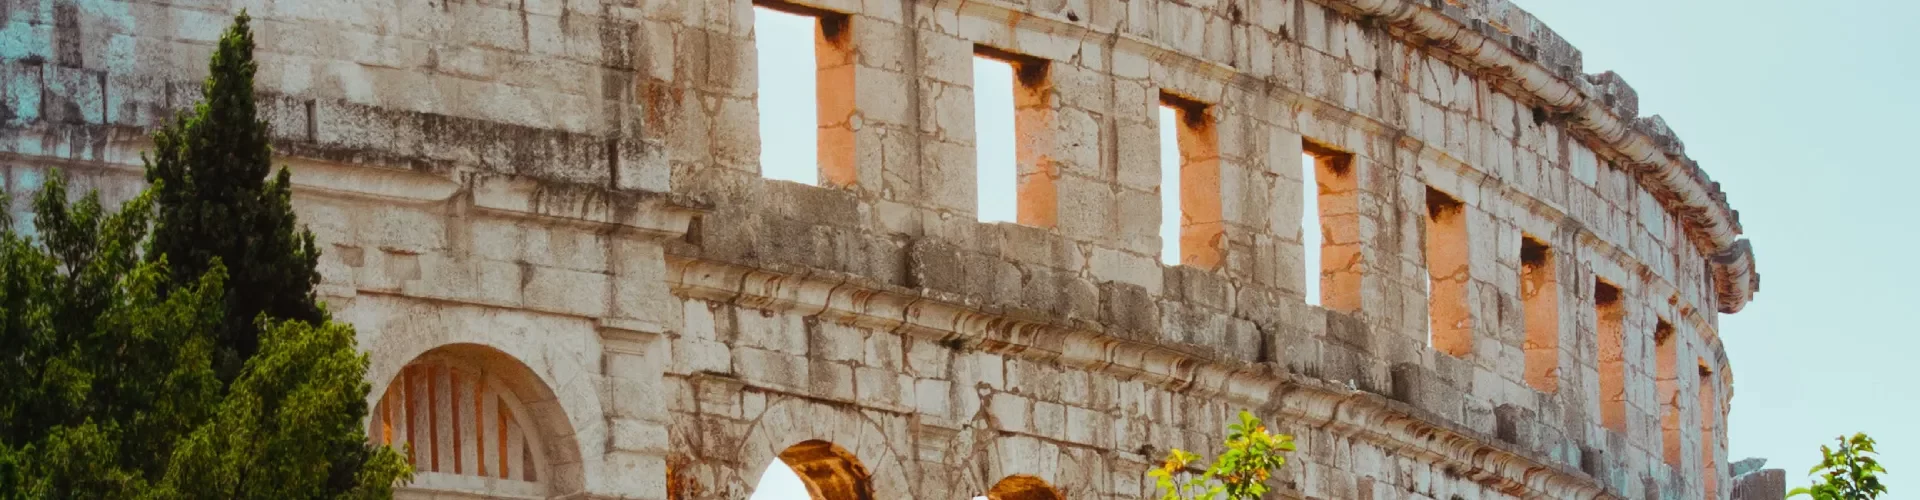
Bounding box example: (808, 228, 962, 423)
(0, 0, 1760, 499)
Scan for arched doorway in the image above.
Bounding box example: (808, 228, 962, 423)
(371, 345, 571, 498)
(746, 440, 872, 500)
(980, 474, 1063, 500)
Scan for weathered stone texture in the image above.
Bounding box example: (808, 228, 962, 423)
(1, 0, 1762, 498)
(1729, 468, 1787, 500)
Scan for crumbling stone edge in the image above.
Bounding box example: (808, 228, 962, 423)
(1319, 0, 1757, 313)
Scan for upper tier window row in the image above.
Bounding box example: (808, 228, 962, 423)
(746, 6, 1718, 455)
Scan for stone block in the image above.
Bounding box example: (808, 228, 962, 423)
(733, 307, 808, 355)
(1097, 281, 1160, 339)
(670, 337, 730, 375)
(1319, 341, 1371, 389)
(1463, 398, 1496, 435)
(608, 418, 671, 453)
(908, 239, 967, 291)
(1032, 400, 1066, 437)
(1325, 309, 1372, 351)
(808, 359, 856, 402)
(1164, 264, 1231, 311)
(1731, 468, 1786, 500)
(733, 347, 807, 393)
(968, 351, 1007, 390)
(914, 378, 951, 418)
(1495, 403, 1539, 450)
(1390, 362, 1465, 422)
(990, 392, 1032, 433)
(905, 337, 952, 378)
(854, 365, 906, 409)
(600, 451, 669, 499)
(1089, 246, 1162, 294)
(1006, 359, 1063, 401)
(1054, 175, 1115, 242)
(1065, 405, 1111, 448)
(607, 372, 672, 422)
(808, 319, 866, 363)
(863, 331, 904, 370)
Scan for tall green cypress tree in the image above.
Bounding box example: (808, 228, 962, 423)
(144, 12, 324, 382)
(137, 12, 407, 497)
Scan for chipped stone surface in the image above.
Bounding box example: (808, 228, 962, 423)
(0, 0, 1764, 498)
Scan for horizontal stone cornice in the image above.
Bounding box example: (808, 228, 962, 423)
(667, 257, 1619, 500)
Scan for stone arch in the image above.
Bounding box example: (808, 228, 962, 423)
(762, 440, 872, 500)
(355, 297, 608, 495)
(977, 434, 1060, 488)
(943, 415, 1078, 497)
(737, 397, 911, 499)
(372, 345, 559, 496)
(986, 474, 1064, 500)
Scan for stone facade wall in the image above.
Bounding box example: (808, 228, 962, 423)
(0, 0, 1761, 499)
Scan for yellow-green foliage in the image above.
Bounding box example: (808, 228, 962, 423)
(1790, 433, 1889, 500)
(1149, 410, 1296, 500)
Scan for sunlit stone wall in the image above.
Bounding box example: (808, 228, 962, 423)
(0, 0, 1760, 498)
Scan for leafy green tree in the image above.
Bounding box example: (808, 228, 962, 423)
(0, 175, 410, 498)
(142, 12, 407, 497)
(0, 177, 226, 497)
(1150, 410, 1296, 500)
(1790, 433, 1889, 500)
(150, 319, 411, 499)
(144, 10, 324, 384)
(0, 12, 410, 499)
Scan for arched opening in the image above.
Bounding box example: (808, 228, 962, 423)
(981, 474, 1063, 500)
(748, 440, 872, 500)
(371, 346, 565, 498)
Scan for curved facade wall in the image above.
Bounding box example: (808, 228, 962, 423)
(0, 0, 1759, 498)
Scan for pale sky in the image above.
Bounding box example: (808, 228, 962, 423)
(1512, 0, 1918, 485)
(750, 1, 1915, 497)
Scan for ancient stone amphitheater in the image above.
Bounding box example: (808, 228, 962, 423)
(0, 0, 1765, 498)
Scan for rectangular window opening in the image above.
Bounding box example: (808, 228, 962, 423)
(752, 2, 853, 186)
(1158, 93, 1221, 269)
(1655, 319, 1680, 467)
(1596, 279, 1627, 434)
(974, 47, 1052, 226)
(1302, 152, 1321, 306)
(1521, 236, 1559, 392)
(1425, 187, 1471, 358)
(1307, 142, 1360, 312)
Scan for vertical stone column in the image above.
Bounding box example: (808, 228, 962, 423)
(634, 0, 762, 193)
(908, 15, 977, 226)
(1212, 88, 1279, 283)
(846, 8, 916, 197)
(1104, 43, 1164, 290)
(595, 323, 673, 500)
(1266, 127, 1308, 298)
